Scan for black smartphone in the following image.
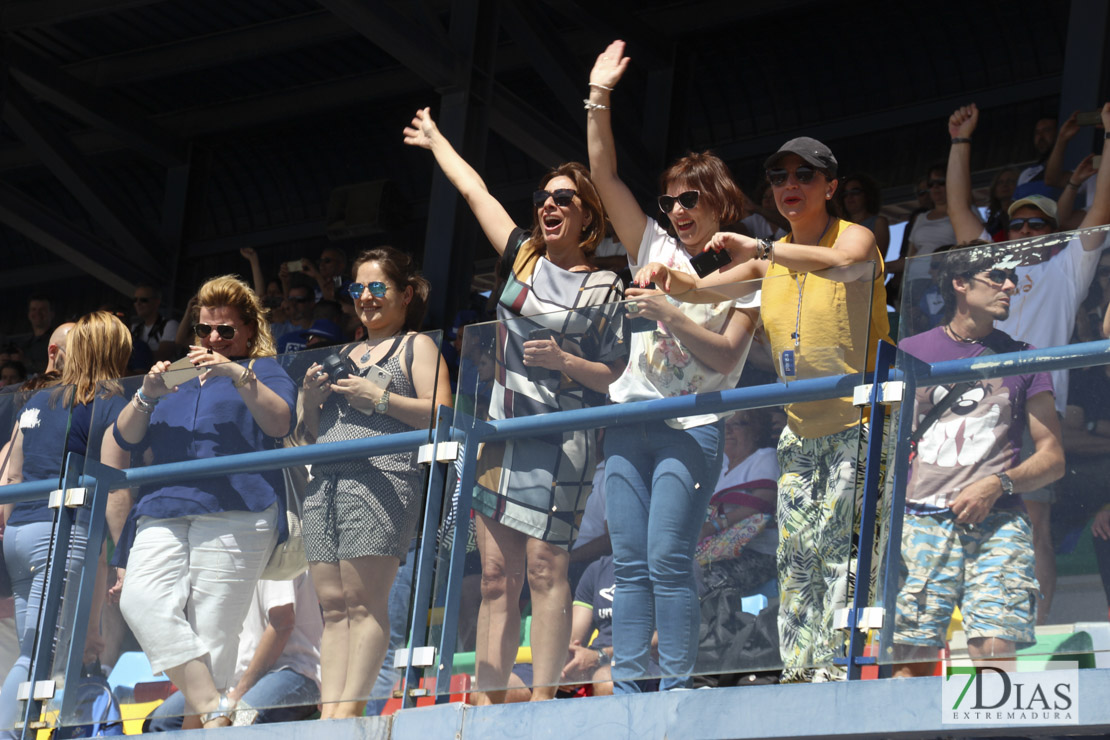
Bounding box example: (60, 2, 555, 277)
(689, 248, 732, 278)
(526, 328, 558, 382)
(624, 283, 658, 333)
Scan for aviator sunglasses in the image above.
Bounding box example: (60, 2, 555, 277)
(348, 281, 389, 300)
(766, 166, 820, 187)
(657, 190, 699, 214)
(193, 323, 237, 340)
(974, 268, 1019, 287)
(533, 188, 577, 208)
(1008, 217, 1052, 232)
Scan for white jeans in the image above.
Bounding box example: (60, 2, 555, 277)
(120, 506, 277, 685)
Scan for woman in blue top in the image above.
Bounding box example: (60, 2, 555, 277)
(107, 275, 296, 729)
(0, 311, 131, 734)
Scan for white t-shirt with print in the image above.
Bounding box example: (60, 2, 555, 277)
(609, 220, 758, 429)
(712, 446, 779, 556)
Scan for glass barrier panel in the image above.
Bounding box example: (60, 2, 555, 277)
(879, 230, 1110, 677)
(427, 262, 884, 702)
(0, 383, 77, 734)
(47, 333, 447, 729)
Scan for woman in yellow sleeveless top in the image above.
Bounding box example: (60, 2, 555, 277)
(651, 137, 890, 683)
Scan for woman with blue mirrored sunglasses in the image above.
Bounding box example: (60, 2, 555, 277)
(347, 281, 388, 300)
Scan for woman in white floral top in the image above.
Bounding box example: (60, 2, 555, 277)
(586, 40, 758, 692)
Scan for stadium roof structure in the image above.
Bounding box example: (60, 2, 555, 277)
(0, 0, 1104, 328)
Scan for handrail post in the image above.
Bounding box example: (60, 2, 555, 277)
(401, 404, 455, 708)
(433, 415, 490, 704)
(876, 350, 925, 678)
(845, 340, 897, 680)
(18, 452, 85, 740)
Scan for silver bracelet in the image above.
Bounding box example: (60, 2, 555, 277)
(132, 391, 156, 415)
(756, 238, 774, 260)
(583, 99, 611, 111)
(588, 82, 613, 92)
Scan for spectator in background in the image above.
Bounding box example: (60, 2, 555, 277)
(145, 573, 323, 730)
(560, 554, 616, 696)
(15, 296, 54, 376)
(1015, 116, 1064, 200)
(131, 284, 180, 363)
(897, 178, 935, 264)
(837, 173, 890, 255)
(985, 168, 1019, 240)
(272, 278, 316, 350)
(900, 163, 956, 312)
(301, 247, 349, 303)
(240, 248, 291, 329)
(741, 180, 788, 241)
(0, 364, 25, 388)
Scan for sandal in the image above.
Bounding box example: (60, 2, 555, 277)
(200, 693, 235, 728)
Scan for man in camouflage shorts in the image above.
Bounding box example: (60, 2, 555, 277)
(892, 246, 1064, 677)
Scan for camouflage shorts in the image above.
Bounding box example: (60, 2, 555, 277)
(894, 509, 1037, 649)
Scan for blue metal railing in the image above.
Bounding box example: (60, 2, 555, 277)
(6, 336, 1110, 734)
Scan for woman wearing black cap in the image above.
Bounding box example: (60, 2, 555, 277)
(653, 136, 891, 683)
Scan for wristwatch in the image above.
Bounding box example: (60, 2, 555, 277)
(996, 471, 1015, 496)
(597, 648, 611, 666)
(375, 389, 391, 414)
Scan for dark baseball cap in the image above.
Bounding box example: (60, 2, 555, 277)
(764, 137, 838, 177)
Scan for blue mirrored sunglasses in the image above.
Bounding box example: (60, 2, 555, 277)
(348, 281, 388, 300)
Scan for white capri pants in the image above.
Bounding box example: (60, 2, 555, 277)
(120, 506, 278, 685)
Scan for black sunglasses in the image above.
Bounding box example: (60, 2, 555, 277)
(533, 188, 577, 208)
(288, 295, 312, 303)
(1008, 217, 1052, 231)
(928, 178, 946, 188)
(657, 190, 699, 214)
(975, 268, 1019, 286)
(766, 166, 819, 187)
(193, 323, 237, 340)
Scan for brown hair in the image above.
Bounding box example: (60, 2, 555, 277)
(351, 246, 430, 332)
(659, 151, 744, 230)
(193, 275, 275, 358)
(61, 311, 131, 404)
(528, 162, 607, 258)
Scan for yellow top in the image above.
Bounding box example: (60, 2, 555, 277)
(761, 218, 891, 438)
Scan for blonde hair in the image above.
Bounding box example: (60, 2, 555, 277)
(61, 311, 131, 404)
(192, 275, 275, 358)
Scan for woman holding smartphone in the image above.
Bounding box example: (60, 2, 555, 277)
(586, 41, 757, 693)
(298, 246, 452, 719)
(404, 108, 626, 703)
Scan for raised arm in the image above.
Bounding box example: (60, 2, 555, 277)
(403, 107, 516, 255)
(1043, 112, 1079, 189)
(586, 40, 649, 261)
(945, 104, 988, 243)
(1076, 102, 1110, 250)
(240, 248, 266, 296)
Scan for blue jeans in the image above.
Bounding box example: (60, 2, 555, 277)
(146, 667, 320, 730)
(1, 520, 87, 734)
(364, 537, 416, 715)
(604, 420, 721, 693)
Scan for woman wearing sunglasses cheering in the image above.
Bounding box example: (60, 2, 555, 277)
(105, 275, 297, 728)
(587, 40, 757, 693)
(298, 246, 452, 718)
(404, 108, 627, 703)
(649, 130, 891, 683)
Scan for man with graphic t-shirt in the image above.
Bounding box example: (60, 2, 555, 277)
(944, 102, 1110, 620)
(892, 247, 1064, 678)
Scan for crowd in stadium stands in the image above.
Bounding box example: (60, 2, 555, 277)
(1, 35, 1110, 730)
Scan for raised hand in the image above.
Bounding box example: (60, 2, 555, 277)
(402, 107, 440, 149)
(239, 247, 258, 262)
(589, 39, 631, 91)
(948, 103, 979, 140)
(1058, 111, 1080, 143)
